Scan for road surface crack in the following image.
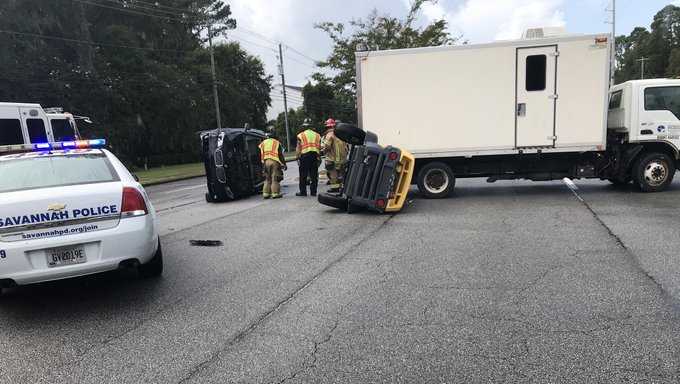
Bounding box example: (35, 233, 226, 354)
(176, 215, 394, 383)
(563, 181, 672, 300)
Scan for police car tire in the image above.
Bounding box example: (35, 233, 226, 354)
(318, 193, 348, 211)
(417, 162, 455, 199)
(139, 240, 163, 278)
(633, 152, 675, 192)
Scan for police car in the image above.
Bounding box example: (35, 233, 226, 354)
(0, 140, 162, 296)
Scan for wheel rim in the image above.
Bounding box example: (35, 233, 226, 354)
(643, 160, 669, 187)
(423, 168, 449, 194)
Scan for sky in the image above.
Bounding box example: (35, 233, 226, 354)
(221, 0, 678, 121)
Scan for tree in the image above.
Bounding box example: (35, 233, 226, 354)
(0, 0, 272, 168)
(616, 5, 680, 82)
(308, 0, 457, 124)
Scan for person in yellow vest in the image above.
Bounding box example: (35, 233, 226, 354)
(321, 118, 349, 193)
(258, 135, 287, 199)
(295, 120, 322, 196)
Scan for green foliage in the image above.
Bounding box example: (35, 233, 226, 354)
(0, 0, 271, 167)
(616, 5, 680, 82)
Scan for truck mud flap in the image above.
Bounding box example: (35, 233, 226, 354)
(318, 193, 348, 211)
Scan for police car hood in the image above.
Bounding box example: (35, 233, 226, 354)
(0, 182, 123, 238)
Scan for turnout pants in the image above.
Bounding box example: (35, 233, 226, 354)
(298, 152, 319, 195)
(327, 161, 345, 189)
(263, 159, 282, 197)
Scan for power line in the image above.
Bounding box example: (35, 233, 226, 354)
(284, 45, 321, 64)
(97, 0, 203, 16)
(0, 29, 193, 53)
(234, 25, 322, 64)
(67, 0, 204, 22)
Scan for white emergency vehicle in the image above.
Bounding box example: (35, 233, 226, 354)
(0, 103, 82, 145)
(0, 139, 162, 295)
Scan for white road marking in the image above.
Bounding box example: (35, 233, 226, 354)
(562, 178, 583, 201)
(162, 184, 205, 194)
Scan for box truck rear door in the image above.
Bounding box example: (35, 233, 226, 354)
(516, 46, 557, 148)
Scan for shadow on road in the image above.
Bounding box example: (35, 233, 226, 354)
(0, 269, 165, 319)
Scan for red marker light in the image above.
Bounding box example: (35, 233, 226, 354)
(376, 199, 386, 208)
(388, 152, 398, 161)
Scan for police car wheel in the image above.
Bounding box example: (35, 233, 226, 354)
(633, 152, 675, 192)
(139, 240, 163, 278)
(417, 162, 455, 199)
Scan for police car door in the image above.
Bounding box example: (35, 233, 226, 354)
(20, 107, 52, 143)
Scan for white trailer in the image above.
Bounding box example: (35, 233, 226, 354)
(356, 31, 680, 197)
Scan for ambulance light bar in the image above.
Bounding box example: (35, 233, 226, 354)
(0, 139, 106, 154)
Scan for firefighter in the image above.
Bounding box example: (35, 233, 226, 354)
(321, 118, 349, 193)
(295, 120, 322, 196)
(258, 134, 287, 199)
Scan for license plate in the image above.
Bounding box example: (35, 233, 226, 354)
(46, 245, 87, 268)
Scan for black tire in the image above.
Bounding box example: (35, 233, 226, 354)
(633, 152, 675, 192)
(318, 193, 348, 211)
(417, 162, 456, 199)
(335, 123, 366, 145)
(139, 240, 163, 278)
(205, 192, 215, 203)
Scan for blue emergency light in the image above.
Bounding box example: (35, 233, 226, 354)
(0, 139, 107, 154)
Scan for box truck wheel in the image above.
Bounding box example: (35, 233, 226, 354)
(633, 152, 675, 192)
(417, 162, 455, 199)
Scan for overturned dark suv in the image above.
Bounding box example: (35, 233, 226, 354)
(200, 128, 266, 202)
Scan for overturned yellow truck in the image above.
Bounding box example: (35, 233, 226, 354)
(318, 123, 414, 213)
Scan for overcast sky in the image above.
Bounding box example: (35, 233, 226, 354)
(221, 0, 678, 120)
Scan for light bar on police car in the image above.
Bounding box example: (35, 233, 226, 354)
(0, 139, 106, 154)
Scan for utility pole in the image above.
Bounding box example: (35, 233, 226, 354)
(278, 43, 291, 150)
(208, 23, 222, 129)
(638, 57, 649, 79)
(606, 0, 616, 86)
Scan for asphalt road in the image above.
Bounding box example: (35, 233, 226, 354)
(1, 167, 680, 383)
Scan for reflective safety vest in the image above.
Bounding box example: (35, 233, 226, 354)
(259, 138, 281, 164)
(297, 129, 321, 154)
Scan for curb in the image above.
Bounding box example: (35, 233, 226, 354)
(141, 174, 206, 187)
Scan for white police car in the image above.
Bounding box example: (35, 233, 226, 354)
(0, 140, 162, 295)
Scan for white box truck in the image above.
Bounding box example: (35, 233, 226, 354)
(356, 31, 680, 197)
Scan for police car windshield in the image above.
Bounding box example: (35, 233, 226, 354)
(0, 153, 119, 193)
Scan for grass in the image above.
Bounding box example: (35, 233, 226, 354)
(134, 162, 205, 186)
